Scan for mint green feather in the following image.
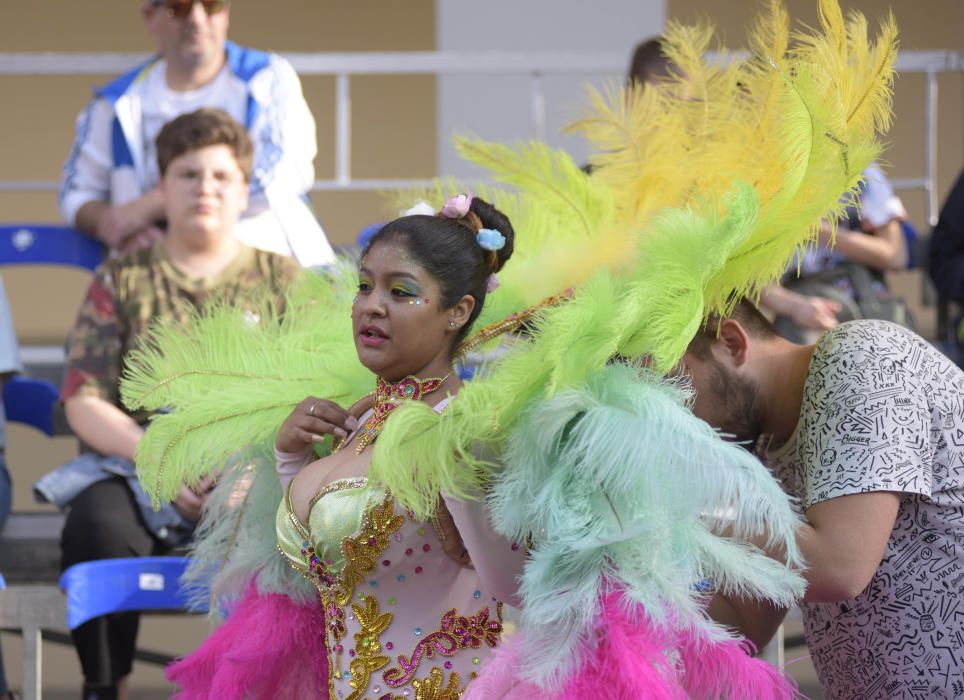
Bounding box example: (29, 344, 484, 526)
(489, 364, 805, 687)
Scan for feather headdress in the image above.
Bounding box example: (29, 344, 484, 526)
(370, 0, 897, 515)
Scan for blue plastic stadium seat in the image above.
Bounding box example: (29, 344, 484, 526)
(59, 557, 201, 630)
(0, 224, 104, 271)
(356, 222, 384, 248)
(3, 376, 59, 436)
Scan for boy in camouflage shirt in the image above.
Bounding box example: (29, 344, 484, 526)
(35, 108, 299, 700)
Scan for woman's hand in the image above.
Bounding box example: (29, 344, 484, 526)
(275, 397, 359, 454)
(173, 475, 215, 523)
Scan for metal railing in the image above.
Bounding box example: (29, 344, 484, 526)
(0, 49, 960, 223)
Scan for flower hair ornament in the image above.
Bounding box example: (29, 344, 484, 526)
(476, 228, 505, 252)
(401, 200, 436, 217)
(439, 193, 473, 219)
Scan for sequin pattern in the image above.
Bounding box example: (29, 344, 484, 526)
(383, 604, 504, 688)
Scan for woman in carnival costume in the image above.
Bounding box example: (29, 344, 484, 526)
(126, 196, 530, 698)
(122, 0, 897, 697)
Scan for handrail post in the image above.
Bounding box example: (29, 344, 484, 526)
(925, 68, 939, 226)
(530, 71, 547, 142)
(335, 72, 352, 186)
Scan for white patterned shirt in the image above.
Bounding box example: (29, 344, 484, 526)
(765, 320, 964, 699)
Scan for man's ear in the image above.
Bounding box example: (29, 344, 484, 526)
(717, 319, 751, 368)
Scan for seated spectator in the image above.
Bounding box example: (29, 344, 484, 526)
(35, 109, 299, 700)
(59, 0, 334, 268)
(928, 167, 964, 363)
(762, 165, 911, 343)
(0, 275, 20, 700)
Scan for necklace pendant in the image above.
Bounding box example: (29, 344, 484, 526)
(351, 371, 451, 453)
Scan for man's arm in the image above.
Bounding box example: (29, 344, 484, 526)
(709, 491, 899, 645)
(708, 592, 789, 650)
(797, 491, 901, 601)
(252, 58, 317, 197)
(60, 98, 165, 250)
(64, 395, 143, 462)
(829, 219, 908, 272)
(736, 491, 899, 601)
(75, 191, 166, 250)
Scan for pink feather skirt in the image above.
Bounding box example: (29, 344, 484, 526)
(464, 590, 800, 700)
(167, 583, 328, 699)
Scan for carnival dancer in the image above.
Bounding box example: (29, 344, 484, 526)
(124, 197, 528, 698)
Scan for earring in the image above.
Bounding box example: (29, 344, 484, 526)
(448, 320, 457, 328)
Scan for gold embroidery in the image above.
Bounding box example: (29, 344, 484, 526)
(283, 480, 310, 541)
(335, 494, 405, 697)
(276, 544, 325, 596)
(346, 595, 392, 700)
(430, 515, 447, 542)
(411, 668, 463, 699)
(333, 494, 405, 607)
(308, 477, 369, 511)
(383, 603, 503, 688)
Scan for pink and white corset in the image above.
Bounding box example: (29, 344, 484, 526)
(276, 470, 522, 699)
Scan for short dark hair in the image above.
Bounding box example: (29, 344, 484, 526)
(361, 197, 516, 345)
(688, 298, 778, 358)
(156, 108, 253, 181)
(628, 37, 671, 87)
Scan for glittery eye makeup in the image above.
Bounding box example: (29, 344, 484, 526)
(392, 280, 421, 297)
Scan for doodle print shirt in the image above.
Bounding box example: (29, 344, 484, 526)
(764, 320, 964, 699)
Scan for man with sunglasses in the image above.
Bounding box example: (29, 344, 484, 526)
(59, 0, 335, 267)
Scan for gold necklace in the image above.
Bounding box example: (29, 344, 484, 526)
(352, 372, 451, 454)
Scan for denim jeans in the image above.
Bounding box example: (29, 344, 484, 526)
(33, 453, 194, 547)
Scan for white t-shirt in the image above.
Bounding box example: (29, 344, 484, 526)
(139, 60, 247, 191)
(764, 320, 964, 699)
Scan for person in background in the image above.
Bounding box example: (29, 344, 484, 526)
(928, 166, 964, 365)
(761, 165, 910, 342)
(36, 109, 299, 700)
(59, 0, 335, 268)
(627, 36, 673, 88)
(0, 275, 22, 700)
(683, 300, 964, 699)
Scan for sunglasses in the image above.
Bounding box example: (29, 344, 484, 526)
(152, 0, 227, 20)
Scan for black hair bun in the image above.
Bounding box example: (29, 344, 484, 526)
(469, 197, 515, 273)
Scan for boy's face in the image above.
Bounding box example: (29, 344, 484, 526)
(160, 144, 248, 244)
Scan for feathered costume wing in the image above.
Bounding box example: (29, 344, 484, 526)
(120, 0, 895, 697)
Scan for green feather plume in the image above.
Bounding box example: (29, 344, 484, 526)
(122, 265, 372, 507)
